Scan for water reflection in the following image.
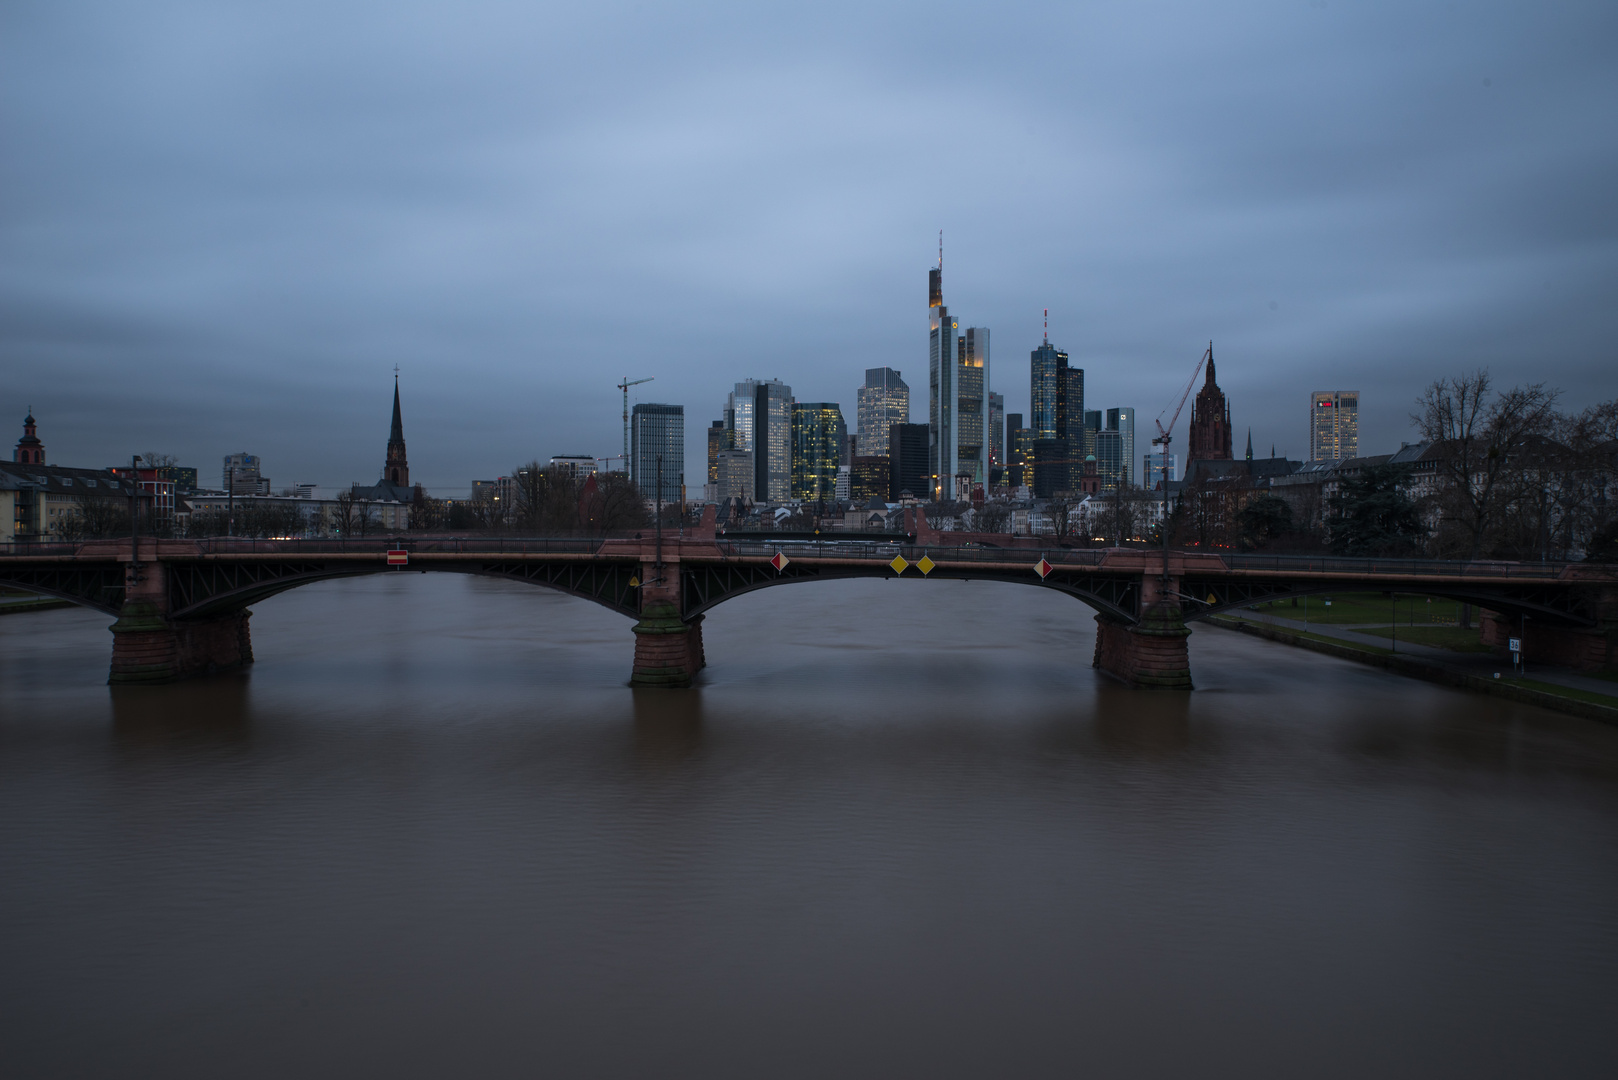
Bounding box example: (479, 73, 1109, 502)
(632, 687, 704, 764)
(110, 673, 253, 748)
(1, 575, 1616, 1078)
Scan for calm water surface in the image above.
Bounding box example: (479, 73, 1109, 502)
(3, 575, 1617, 1078)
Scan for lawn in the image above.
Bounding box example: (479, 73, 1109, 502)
(1249, 592, 1469, 627)
(1355, 625, 1494, 653)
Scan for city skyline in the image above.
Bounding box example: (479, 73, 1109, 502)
(3, 4, 1612, 491)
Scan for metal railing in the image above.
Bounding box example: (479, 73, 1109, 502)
(0, 537, 1589, 578)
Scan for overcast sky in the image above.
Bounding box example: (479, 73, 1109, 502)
(3, 0, 1615, 493)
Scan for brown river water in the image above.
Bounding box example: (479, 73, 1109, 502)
(3, 573, 1617, 1078)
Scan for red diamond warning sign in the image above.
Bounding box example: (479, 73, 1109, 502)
(1033, 558, 1052, 579)
(771, 551, 790, 572)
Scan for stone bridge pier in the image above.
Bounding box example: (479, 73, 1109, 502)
(109, 553, 253, 684)
(629, 553, 704, 688)
(1479, 580, 1618, 671)
(1092, 567, 1193, 690)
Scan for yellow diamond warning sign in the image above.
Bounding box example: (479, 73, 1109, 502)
(889, 555, 909, 574)
(915, 555, 936, 576)
(1034, 558, 1053, 579)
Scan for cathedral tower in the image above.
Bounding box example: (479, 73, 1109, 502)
(1188, 345, 1233, 461)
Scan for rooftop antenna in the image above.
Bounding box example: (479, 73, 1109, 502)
(938, 230, 943, 269)
(1043, 309, 1048, 345)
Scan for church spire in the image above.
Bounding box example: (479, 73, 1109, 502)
(383, 370, 409, 488)
(1245, 428, 1253, 460)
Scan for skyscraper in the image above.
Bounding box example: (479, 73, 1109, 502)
(856, 368, 908, 457)
(889, 422, 930, 501)
(630, 403, 684, 504)
(926, 255, 990, 500)
(1005, 412, 1030, 489)
(988, 391, 1004, 471)
(1106, 407, 1135, 490)
(1310, 391, 1359, 463)
(791, 403, 845, 502)
(706, 420, 730, 489)
(1188, 345, 1233, 461)
(1143, 450, 1178, 485)
(727, 379, 793, 502)
(1029, 341, 1067, 441)
(1029, 329, 1084, 496)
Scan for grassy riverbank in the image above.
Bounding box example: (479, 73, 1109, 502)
(1207, 614, 1618, 724)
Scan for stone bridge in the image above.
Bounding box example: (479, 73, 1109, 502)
(1, 531, 1614, 689)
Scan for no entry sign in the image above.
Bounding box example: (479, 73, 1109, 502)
(386, 550, 408, 566)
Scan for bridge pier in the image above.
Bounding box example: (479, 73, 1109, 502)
(1092, 602, 1193, 690)
(630, 561, 703, 688)
(109, 560, 253, 684)
(1480, 610, 1616, 672)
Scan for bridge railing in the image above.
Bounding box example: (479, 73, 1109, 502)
(713, 539, 1110, 566)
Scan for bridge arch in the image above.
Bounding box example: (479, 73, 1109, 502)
(677, 560, 1141, 624)
(162, 558, 644, 621)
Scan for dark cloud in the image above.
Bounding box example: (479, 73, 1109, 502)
(3, 0, 1615, 489)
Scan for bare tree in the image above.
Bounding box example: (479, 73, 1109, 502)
(976, 503, 1011, 533)
(1413, 369, 1559, 559)
(1047, 496, 1077, 542)
(580, 472, 649, 535)
(59, 494, 129, 539)
(410, 484, 445, 532)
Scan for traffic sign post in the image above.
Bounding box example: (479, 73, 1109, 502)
(386, 549, 408, 567)
(770, 551, 790, 573)
(889, 555, 909, 575)
(915, 555, 935, 576)
(1034, 558, 1052, 580)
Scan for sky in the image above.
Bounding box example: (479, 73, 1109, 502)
(3, 0, 1615, 495)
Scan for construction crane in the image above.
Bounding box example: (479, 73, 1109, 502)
(1150, 342, 1212, 578)
(617, 377, 653, 472)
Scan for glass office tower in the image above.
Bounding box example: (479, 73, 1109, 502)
(791, 403, 845, 502)
(727, 379, 794, 503)
(630, 403, 685, 504)
(856, 368, 908, 457)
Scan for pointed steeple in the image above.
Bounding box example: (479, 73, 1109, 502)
(383, 371, 409, 489)
(1204, 341, 1216, 387)
(389, 373, 404, 446)
(1245, 428, 1253, 460)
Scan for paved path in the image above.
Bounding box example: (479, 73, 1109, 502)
(1228, 610, 1618, 700)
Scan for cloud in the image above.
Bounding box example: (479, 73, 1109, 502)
(2, 0, 1614, 489)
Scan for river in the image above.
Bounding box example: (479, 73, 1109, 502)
(3, 574, 1617, 1078)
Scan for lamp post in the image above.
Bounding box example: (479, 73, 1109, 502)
(227, 466, 235, 538)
